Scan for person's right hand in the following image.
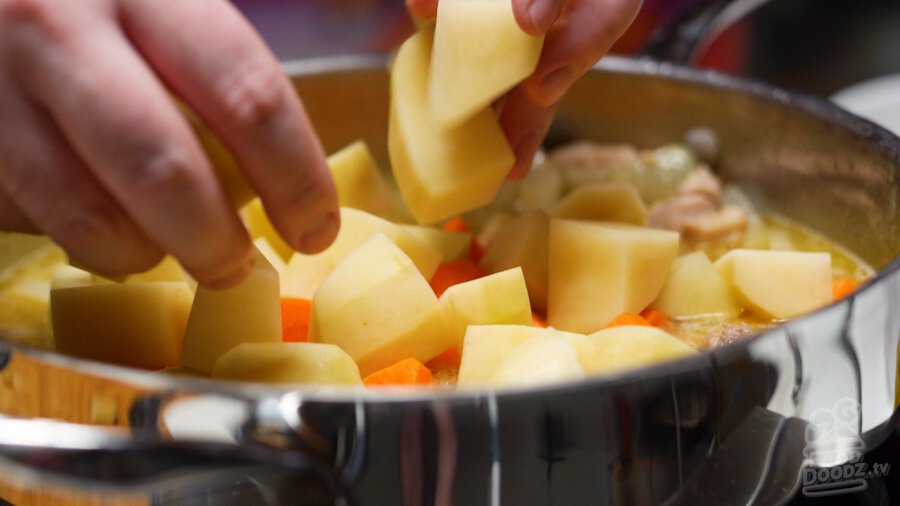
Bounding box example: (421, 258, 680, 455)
(407, 0, 642, 179)
(0, 0, 340, 288)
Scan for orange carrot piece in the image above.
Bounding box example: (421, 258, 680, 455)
(531, 312, 548, 328)
(442, 216, 469, 233)
(281, 297, 313, 343)
(832, 278, 860, 301)
(364, 358, 433, 387)
(605, 312, 652, 329)
(426, 346, 460, 370)
(429, 259, 487, 296)
(640, 308, 669, 328)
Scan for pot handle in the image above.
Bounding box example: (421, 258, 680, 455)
(640, 0, 773, 65)
(0, 390, 363, 503)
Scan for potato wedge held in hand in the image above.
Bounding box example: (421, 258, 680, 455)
(389, 27, 514, 224)
(430, 0, 544, 128)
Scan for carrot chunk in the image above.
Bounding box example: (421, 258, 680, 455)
(468, 239, 485, 263)
(281, 297, 313, 343)
(442, 216, 469, 233)
(832, 278, 860, 301)
(429, 259, 487, 296)
(639, 308, 669, 328)
(364, 358, 433, 387)
(531, 312, 548, 328)
(426, 346, 461, 370)
(605, 312, 652, 329)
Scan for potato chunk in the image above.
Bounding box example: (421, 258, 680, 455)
(181, 249, 282, 373)
(651, 251, 740, 317)
(308, 234, 453, 376)
(51, 282, 192, 369)
(388, 27, 514, 224)
(457, 325, 585, 387)
(440, 267, 532, 348)
(550, 183, 647, 225)
(715, 249, 832, 319)
(328, 140, 393, 217)
(578, 325, 697, 375)
(547, 220, 679, 333)
(429, 0, 543, 127)
(281, 208, 441, 299)
(212, 342, 362, 386)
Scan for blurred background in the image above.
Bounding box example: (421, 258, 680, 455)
(230, 0, 900, 99)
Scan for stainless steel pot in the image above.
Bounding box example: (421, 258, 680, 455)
(0, 55, 898, 505)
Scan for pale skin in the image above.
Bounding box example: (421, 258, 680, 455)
(0, 0, 641, 288)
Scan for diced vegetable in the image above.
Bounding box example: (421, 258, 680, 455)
(651, 251, 740, 317)
(604, 313, 652, 328)
(715, 249, 832, 319)
(363, 358, 432, 387)
(491, 334, 585, 388)
(440, 267, 532, 349)
(479, 211, 550, 311)
(181, 248, 282, 373)
(550, 183, 647, 225)
(832, 278, 860, 301)
(401, 225, 472, 262)
(429, 0, 543, 128)
(51, 281, 192, 369)
(388, 27, 514, 224)
(308, 234, 454, 376)
(242, 197, 293, 262)
(429, 259, 487, 297)
(212, 342, 362, 386)
(548, 220, 679, 333)
(639, 308, 669, 328)
(281, 297, 313, 343)
(578, 325, 697, 375)
(328, 140, 393, 217)
(281, 208, 442, 299)
(426, 346, 461, 370)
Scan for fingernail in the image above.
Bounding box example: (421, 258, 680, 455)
(208, 254, 255, 290)
(527, 0, 561, 34)
(539, 65, 575, 104)
(511, 130, 540, 179)
(299, 211, 340, 254)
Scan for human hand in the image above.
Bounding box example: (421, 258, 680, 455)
(406, 0, 643, 178)
(0, 0, 339, 288)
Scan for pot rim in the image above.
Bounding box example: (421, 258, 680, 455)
(4, 54, 899, 405)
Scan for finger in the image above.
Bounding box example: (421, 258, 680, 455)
(13, 9, 254, 288)
(0, 185, 37, 234)
(512, 0, 567, 36)
(521, 0, 641, 106)
(498, 86, 559, 179)
(0, 89, 164, 274)
(121, 0, 340, 255)
(406, 0, 438, 20)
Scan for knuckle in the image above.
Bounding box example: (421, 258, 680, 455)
(0, 0, 63, 38)
(128, 147, 195, 195)
(219, 60, 289, 130)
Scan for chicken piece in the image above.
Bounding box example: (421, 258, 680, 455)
(676, 165, 721, 204)
(682, 205, 748, 242)
(647, 193, 716, 231)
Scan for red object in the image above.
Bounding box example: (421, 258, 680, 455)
(281, 298, 313, 342)
(442, 216, 470, 233)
